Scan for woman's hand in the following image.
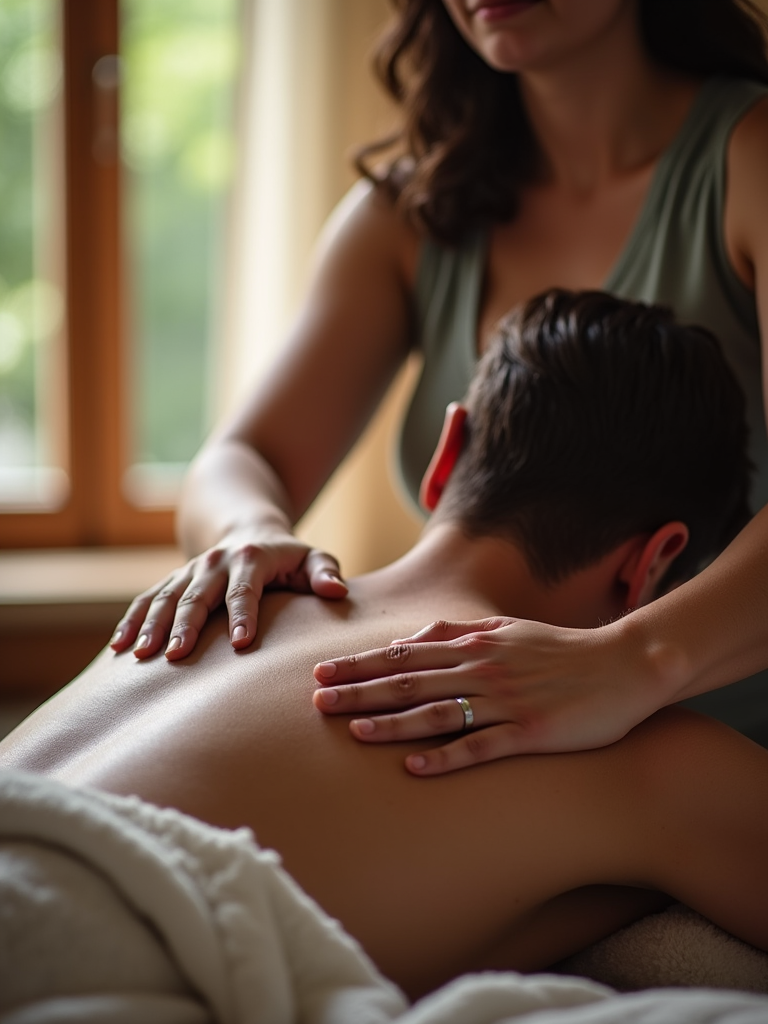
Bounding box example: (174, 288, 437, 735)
(313, 616, 670, 774)
(111, 532, 347, 660)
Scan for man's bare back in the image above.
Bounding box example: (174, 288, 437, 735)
(3, 538, 768, 998)
(4, 292, 768, 997)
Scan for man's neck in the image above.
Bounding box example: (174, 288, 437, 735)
(353, 522, 630, 630)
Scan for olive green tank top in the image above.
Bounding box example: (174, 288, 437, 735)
(398, 77, 768, 516)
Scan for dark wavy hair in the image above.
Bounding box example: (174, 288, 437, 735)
(356, 0, 768, 244)
(437, 290, 752, 588)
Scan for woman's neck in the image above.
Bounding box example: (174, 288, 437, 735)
(518, 19, 700, 194)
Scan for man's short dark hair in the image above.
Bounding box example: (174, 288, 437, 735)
(437, 289, 752, 588)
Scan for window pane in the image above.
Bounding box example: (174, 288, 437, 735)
(0, 0, 66, 510)
(120, 0, 240, 507)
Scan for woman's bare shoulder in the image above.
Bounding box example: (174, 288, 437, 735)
(724, 93, 768, 292)
(314, 179, 423, 293)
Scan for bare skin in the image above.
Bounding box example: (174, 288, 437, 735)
(108, 0, 768, 773)
(4, 524, 768, 1000)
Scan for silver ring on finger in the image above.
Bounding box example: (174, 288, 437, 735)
(455, 696, 474, 731)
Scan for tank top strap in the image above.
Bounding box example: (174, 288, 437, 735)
(606, 76, 767, 331)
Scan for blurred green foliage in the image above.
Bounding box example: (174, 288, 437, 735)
(0, 0, 60, 468)
(0, 0, 239, 476)
(122, 0, 239, 466)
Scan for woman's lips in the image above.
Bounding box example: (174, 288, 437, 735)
(473, 1, 542, 21)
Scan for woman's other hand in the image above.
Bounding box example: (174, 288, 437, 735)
(313, 616, 668, 774)
(111, 533, 346, 660)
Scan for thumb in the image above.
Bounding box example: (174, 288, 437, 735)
(304, 549, 348, 598)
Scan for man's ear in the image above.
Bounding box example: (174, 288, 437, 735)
(619, 521, 690, 609)
(419, 403, 468, 512)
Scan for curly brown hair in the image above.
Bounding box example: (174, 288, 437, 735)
(356, 0, 768, 244)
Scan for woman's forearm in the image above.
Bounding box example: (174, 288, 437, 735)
(177, 438, 297, 557)
(616, 503, 768, 704)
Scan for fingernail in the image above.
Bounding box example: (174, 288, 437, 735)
(353, 718, 375, 735)
(315, 661, 337, 679)
(232, 625, 247, 643)
(166, 636, 182, 653)
(135, 634, 150, 651)
(407, 754, 427, 771)
(317, 688, 338, 706)
(110, 630, 123, 646)
(324, 572, 347, 592)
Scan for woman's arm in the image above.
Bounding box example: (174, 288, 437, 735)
(627, 707, 768, 954)
(112, 184, 419, 660)
(313, 97, 768, 773)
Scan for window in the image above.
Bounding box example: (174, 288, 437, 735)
(0, 0, 66, 522)
(0, 0, 240, 546)
(1, 0, 419, 580)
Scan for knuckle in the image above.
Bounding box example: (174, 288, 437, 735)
(137, 617, 162, 633)
(388, 673, 417, 702)
(235, 543, 264, 563)
(171, 622, 199, 639)
(344, 683, 367, 707)
(452, 632, 483, 652)
(430, 620, 450, 637)
(454, 633, 499, 663)
(177, 587, 208, 610)
(516, 714, 544, 741)
(380, 714, 403, 737)
(386, 644, 412, 664)
(228, 580, 256, 602)
(426, 701, 455, 727)
(464, 729, 492, 762)
(429, 744, 452, 770)
(203, 548, 225, 571)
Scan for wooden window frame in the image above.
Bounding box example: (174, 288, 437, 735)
(2, 0, 174, 547)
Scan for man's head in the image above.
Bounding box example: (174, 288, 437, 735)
(424, 289, 752, 603)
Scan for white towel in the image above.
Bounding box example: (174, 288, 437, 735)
(0, 770, 406, 1024)
(2, 770, 767, 1024)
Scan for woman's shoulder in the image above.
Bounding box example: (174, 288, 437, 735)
(315, 179, 424, 292)
(724, 91, 768, 290)
(728, 89, 768, 165)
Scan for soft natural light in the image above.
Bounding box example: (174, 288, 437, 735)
(0, 0, 67, 511)
(120, 0, 240, 507)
